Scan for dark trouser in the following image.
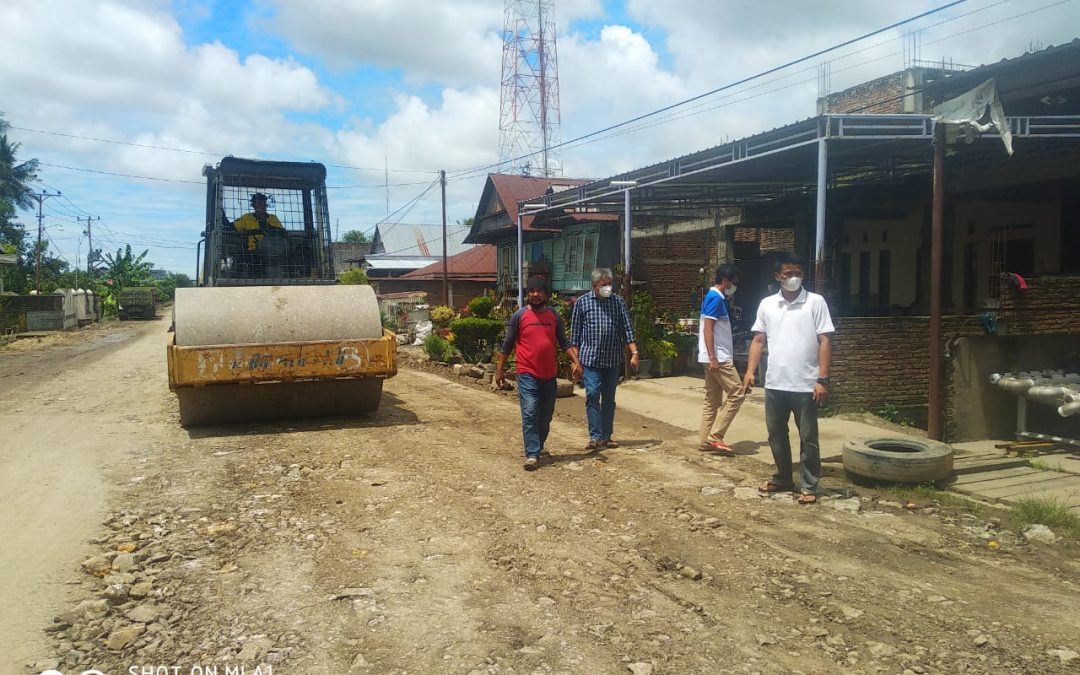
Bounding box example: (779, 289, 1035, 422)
(765, 389, 820, 494)
(583, 365, 620, 442)
(517, 373, 557, 459)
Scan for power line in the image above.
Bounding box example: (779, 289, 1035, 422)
(12, 125, 439, 174)
(452, 0, 1068, 175)
(449, 0, 970, 181)
(38, 161, 203, 184)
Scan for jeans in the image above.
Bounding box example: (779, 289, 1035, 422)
(583, 365, 620, 442)
(764, 389, 821, 494)
(517, 373, 557, 459)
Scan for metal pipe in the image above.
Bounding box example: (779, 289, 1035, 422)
(928, 121, 945, 440)
(610, 180, 637, 299)
(1027, 385, 1074, 403)
(624, 186, 632, 290)
(440, 169, 448, 306)
(516, 209, 524, 308)
(1060, 401, 1080, 417)
(814, 138, 827, 286)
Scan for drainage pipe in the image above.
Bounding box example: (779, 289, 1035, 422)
(1059, 401, 1080, 417)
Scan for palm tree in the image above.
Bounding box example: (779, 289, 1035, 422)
(0, 113, 40, 212)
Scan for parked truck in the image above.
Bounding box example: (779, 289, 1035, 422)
(118, 286, 156, 320)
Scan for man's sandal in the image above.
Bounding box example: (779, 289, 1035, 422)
(585, 440, 602, 452)
(758, 481, 794, 494)
(602, 439, 620, 449)
(796, 492, 818, 505)
(700, 440, 735, 456)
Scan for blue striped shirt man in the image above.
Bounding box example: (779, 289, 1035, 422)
(570, 291, 637, 368)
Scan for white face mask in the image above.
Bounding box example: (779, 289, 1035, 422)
(722, 284, 737, 298)
(597, 285, 613, 298)
(780, 276, 803, 293)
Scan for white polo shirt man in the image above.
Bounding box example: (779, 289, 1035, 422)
(751, 288, 835, 391)
(745, 271, 835, 502)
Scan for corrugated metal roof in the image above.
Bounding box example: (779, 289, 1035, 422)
(371, 223, 469, 258)
(398, 245, 496, 280)
(489, 174, 591, 213)
(363, 256, 437, 271)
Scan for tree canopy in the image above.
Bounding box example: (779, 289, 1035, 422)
(341, 229, 371, 244)
(0, 113, 39, 212)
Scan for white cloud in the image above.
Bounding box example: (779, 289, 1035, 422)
(265, 0, 604, 84)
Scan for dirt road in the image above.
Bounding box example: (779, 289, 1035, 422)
(2, 321, 1079, 674)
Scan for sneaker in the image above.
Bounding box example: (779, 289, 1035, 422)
(523, 457, 539, 471)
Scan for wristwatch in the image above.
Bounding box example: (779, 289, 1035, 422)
(817, 377, 831, 386)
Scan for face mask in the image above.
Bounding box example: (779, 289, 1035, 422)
(780, 276, 803, 293)
(597, 285, 613, 298)
(723, 284, 737, 298)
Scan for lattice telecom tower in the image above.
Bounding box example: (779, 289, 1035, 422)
(498, 0, 562, 177)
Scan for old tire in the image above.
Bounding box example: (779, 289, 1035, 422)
(842, 437, 953, 483)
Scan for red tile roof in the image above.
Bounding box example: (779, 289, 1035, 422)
(398, 245, 496, 280)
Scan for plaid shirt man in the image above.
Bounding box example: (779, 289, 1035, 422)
(570, 291, 637, 368)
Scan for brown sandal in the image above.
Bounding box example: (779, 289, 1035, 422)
(602, 439, 619, 449)
(585, 440, 602, 452)
(796, 492, 818, 505)
(758, 481, 794, 494)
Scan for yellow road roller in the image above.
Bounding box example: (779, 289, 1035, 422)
(168, 157, 396, 426)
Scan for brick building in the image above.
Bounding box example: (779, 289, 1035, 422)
(522, 40, 1080, 441)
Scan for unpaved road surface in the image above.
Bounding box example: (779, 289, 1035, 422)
(2, 320, 1079, 674)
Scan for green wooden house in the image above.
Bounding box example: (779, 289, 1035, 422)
(464, 174, 621, 299)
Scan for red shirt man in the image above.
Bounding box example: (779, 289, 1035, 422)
(495, 276, 580, 471)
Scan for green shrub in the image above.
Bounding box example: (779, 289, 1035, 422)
(430, 305, 456, 327)
(467, 294, 495, 319)
(649, 339, 677, 360)
(423, 333, 454, 362)
(449, 317, 504, 362)
(339, 268, 370, 285)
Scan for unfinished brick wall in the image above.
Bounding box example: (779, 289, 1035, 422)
(827, 316, 983, 418)
(822, 72, 905, 114)
(999, 275, 1080, 334)
(759, 228, 796, 253)
(634, 230, 713, 315)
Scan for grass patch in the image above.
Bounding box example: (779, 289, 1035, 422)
(1010, 496, 1080, 539)
(1027, 459, 1066, 473)
(882, 482, 981, 512)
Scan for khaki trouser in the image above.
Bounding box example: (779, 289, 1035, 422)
(699, 362, 746, 446)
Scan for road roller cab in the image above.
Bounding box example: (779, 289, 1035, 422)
(199, 157, 334, 285)
(168, 157, 396, 427)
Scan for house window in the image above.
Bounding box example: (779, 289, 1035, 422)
(963, 242, 978, 309)
(582, 236, 596, 278)
(565, 236, 581, 277)
(878, 250, 891, 309)
(858, 251, 871, 309)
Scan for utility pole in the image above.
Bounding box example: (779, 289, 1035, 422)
(440, 169, 449, 306)
(31, 190, 61, 293)
(84, 215, 100, 274)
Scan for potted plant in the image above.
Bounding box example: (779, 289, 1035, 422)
(636, 337, 656, 379)
(670, 331, 697, 374)
(651, 339, 677, 377)
(430, 305, 456, 337)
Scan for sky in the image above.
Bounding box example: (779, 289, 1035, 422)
(2, 0, 1078, 275)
